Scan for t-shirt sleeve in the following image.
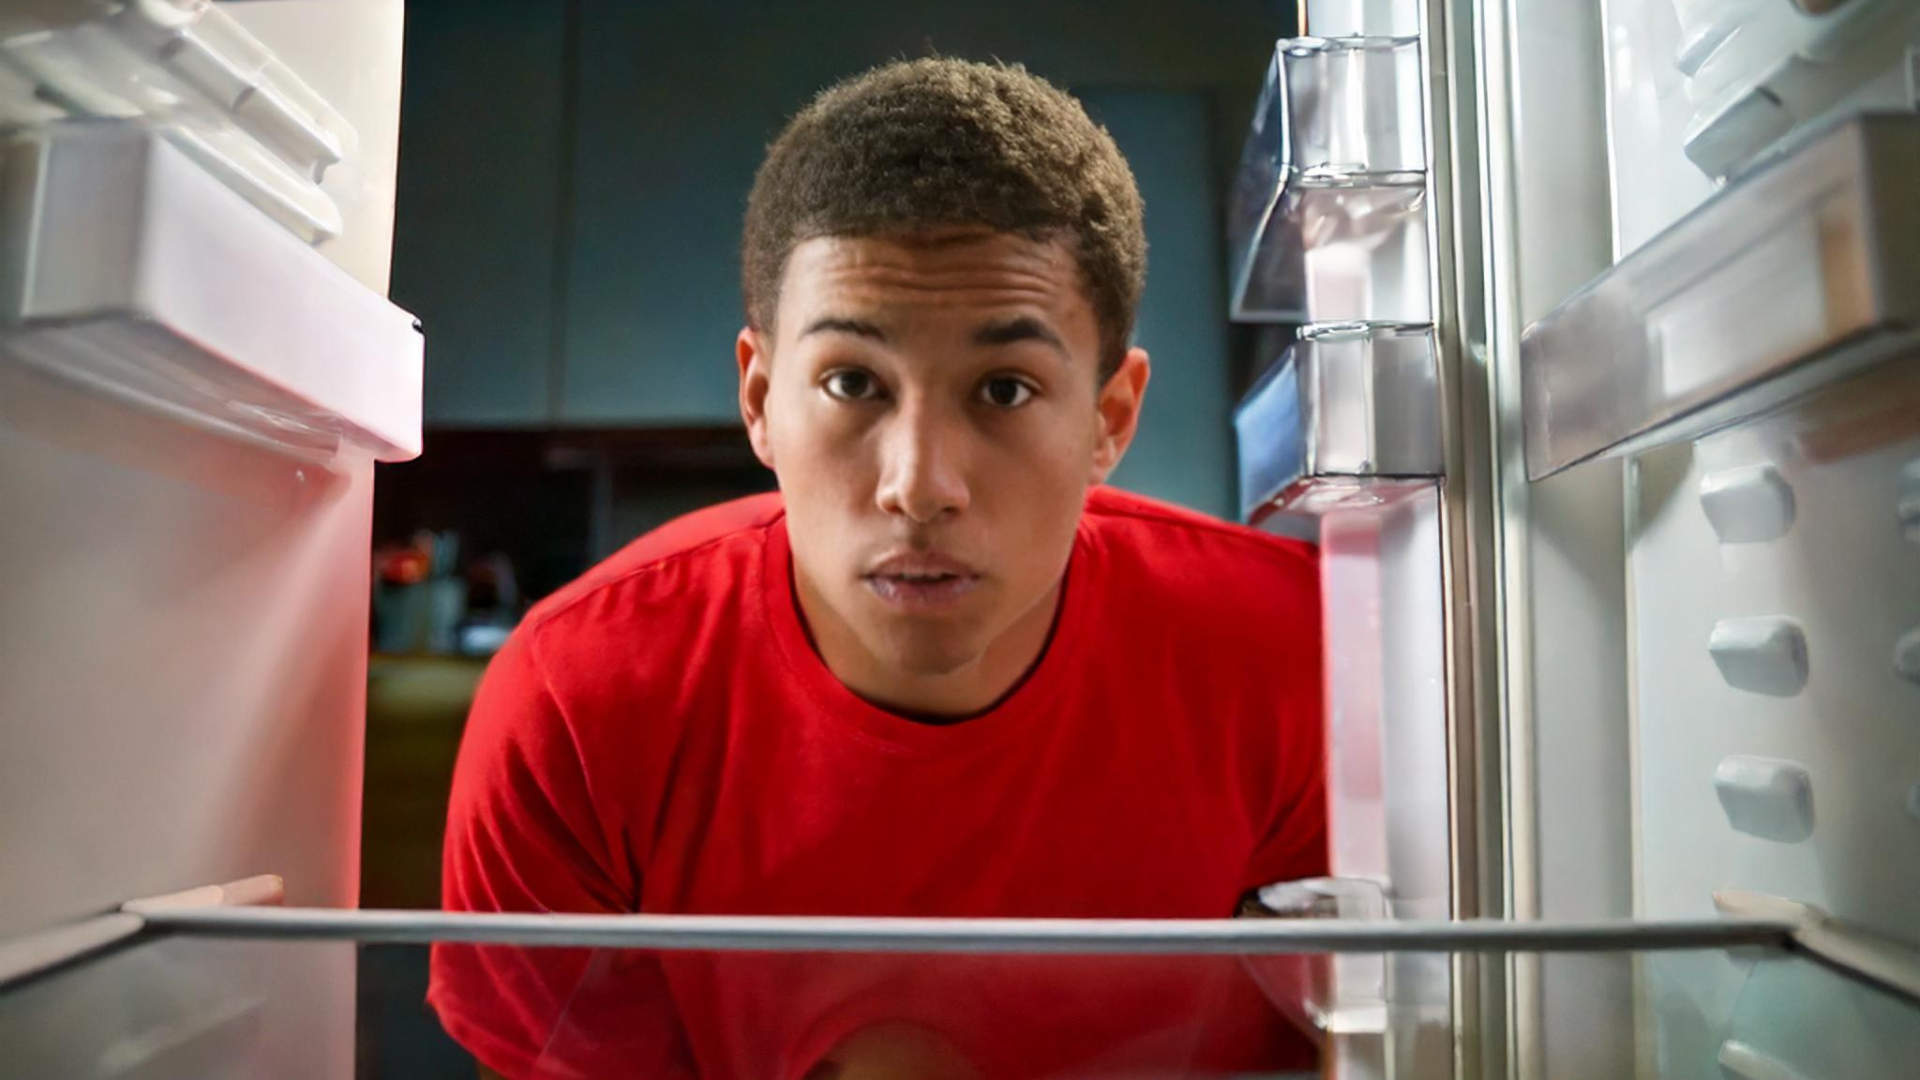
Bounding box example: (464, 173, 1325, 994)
(427, 628, 694, 1080)
(1243, 555, 1330, 892)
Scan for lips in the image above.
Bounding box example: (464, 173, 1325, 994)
(863, 552, 980, 611)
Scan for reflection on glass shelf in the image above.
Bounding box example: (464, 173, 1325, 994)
(1643, 947, 1920, 1080)
(0, 936, 357, 1080)
(1248, 878, 1389, 1036)
(6, 928, 1916, 1080)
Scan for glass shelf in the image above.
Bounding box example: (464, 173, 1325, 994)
(3, 909, 1915, 1080)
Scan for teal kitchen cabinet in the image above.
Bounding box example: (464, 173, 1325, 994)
(390, 3, 569, 425)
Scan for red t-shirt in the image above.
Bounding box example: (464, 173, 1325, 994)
(429, 486, 1326, 1080)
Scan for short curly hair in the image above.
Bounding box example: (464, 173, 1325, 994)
(743, 57, 1147, 379)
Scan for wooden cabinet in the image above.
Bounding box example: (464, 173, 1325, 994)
(360, 654, 486, 909)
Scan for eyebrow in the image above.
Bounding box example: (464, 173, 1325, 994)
(798, 313, 1070, 358)
(800, 316, 888, 342)
(974, 316, 1068, 358)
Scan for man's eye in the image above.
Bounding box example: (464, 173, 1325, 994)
(979, 376, 1035, 408)
(823, 370, 881, 402)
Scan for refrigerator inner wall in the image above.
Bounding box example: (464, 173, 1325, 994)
(0, 365, 369, 1079)
(1625, 360, 1920, 1079)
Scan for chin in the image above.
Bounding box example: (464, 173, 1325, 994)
(874, 630, 983, 678)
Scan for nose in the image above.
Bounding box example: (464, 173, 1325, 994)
(875, 399, 971, 525)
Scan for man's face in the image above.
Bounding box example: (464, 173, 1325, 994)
(738, 228, 1149, 714)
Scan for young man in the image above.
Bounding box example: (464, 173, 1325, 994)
(430, 58, 1325, 1080)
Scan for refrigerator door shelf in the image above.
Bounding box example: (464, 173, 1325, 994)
(0, 123, 421, 464)
(1228, 35, 1430, 325)
(1235, 322, 1442, 522)
(1680, 0, 1920, 179)
(1279, 36, 1426, 182)
(1520, 113, 1920, 481)
(1232, 179, 1433, 326)
(0, 0, 354, 241)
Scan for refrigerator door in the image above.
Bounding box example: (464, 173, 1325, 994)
(1417, 0, 1920, 1074)
(0, 113, 417, 1080)
(1447, 0, 1920, 1076)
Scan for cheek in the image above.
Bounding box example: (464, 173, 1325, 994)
(988, 406, 1097, 487)
(767, 392, 876, 513)
(980, 412, 1094, 543)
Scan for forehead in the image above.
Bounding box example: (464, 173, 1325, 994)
(777, 230, 1093, 328)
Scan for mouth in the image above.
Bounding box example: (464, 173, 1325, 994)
(862, 553, 981, 612)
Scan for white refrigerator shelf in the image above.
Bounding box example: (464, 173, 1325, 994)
(0, 122, 421, 464)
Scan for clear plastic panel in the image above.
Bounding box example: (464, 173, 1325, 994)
(1247, 877, 1390, 1036)
(1245, 482, 1452, 1080)
(1299, 183, 1432, 325)
(1283, 36, 1426, 183)
(1228, 43, 1303, 320)
(1520, 115, 1919, 480)
(1236, 324, 1441, 518)
(1229, 37, 1430, 324)
(1315, 486, 1453, 1080)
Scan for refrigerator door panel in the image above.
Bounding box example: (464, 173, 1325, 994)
(0, 49, 415, 1080)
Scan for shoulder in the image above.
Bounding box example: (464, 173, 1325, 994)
(448, 496, 784, 870)
(520, 491, 783, 639)
(484, 492, 783, 725)
(1080, 486, 1318, 621)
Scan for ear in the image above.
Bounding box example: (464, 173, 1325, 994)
(1089, 346, 1150, 485)
(737, 327, 776, 470)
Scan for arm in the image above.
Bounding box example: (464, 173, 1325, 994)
(429, 629, 696, 1079)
